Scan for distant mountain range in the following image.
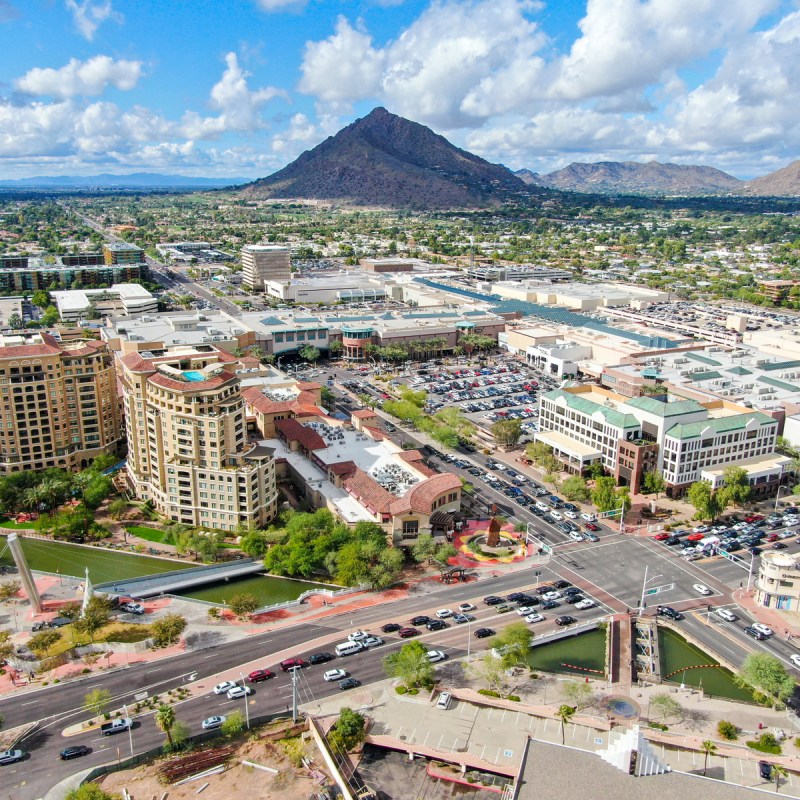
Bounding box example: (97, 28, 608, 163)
(515, 159, 800, 197)
(240, 106, 531, 209)
(0, 173, 248, 188)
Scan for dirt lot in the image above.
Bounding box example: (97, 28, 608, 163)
(97, 733, 333, 800)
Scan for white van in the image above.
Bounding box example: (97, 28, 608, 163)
(335, 641, 363, 657)
(436, 691, 452, 710)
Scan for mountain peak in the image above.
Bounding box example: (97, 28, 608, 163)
(240, 107, 532, 209)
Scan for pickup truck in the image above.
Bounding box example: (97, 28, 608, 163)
(101, 718, 133, 736)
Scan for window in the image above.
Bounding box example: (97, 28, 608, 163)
(402, 520, 419, 536)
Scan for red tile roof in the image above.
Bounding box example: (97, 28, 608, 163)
(148, 371, 234, 392)
(275, 418, 328, 451)
(242, 386, 323, 418)
(398, 450, 436, 477)
(296, 381, 322, 391)
(352, 409, 377, 419)
(328, 460, 357, 477)
(119, 352, 155, 372)
(343, 467, 395, 513)
(389, 473, 461, 515)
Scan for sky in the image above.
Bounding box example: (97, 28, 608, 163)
(0, 0, 798, 180)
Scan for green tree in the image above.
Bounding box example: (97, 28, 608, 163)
(328, 339, 343, 357)
(560, 475, 590, 503)
(591, 476, 618, 512)
(489, 622, 531, 669)
(561, 680, 596, 710)
(299, 344, 321, 363)
(150, 613, 187, 647)
(700, 739, 717, 776)
(649, 693, 684, 722)
(107, 498, 128, 520)
(771, 763, 788, 793)
(468, 652, 509, 694)
(228, 593, 259, 619)
(0, 580, 21, 603)
(220, 709, 245, 736)
(643, 470, 666, 498)
(155, 703, 176, 749)
(28, 629, 62, 657)
(239, 530, 269, 558)
(327, 707, 366, 753)
(31, 290, 50, 308)
(719, 466, 752, 508)
(433, 543, 457, 566)
(383, 640, 434, 688)
(170, 720, 191, 750)
(83, 688, 112, 717)
(411, 533, 438, 563)
(736, 652, 795, 707)
(41, 305, 60, 327)
(8, 313, 22, 330)
(0, 630, 15, 661)
(717, 720, 739, 740)
(556, 704, 576, 745)
(65, 785, 119, 800)
(687, 481, 725, 522)
(491, 419, 523, 448)
(74, 595, 111, 642)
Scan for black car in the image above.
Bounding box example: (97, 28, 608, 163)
(410, 615, 431, 626)
(656, 606, 684, 621)
(745, 626, 766, 641)
(473, 628, 495, 638)
(759, 760, 773, 780)
(565, 595, 584, 604)
(542, 600, 561, 610)
(381, 623, 401, 633)
(339, 677, 361, 691)
(506, 592, 525, 602)
(427, 619, 448, 631)
(553, 580, 570, 589)
(563, 587, 582, 596)
(483, 596, 503, 606)
(665, 536, 682, 546)
(59, 745, 90, 760)
(555, 616, 577, 626)
(749, 547, 763, 556)
(515, 594, 535, 605)
(308, 652, 334, 665)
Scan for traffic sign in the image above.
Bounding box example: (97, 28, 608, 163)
(645, 583, 674, 596)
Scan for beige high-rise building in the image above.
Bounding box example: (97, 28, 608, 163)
(0, 332, 121, 473)
(120, 346, 277, 530)
(241, 245, 291, 291)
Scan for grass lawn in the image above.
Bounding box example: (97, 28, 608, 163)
(0, 519, 39, 529)
(124, 525, 168, 543)
(38, 622, 153, 659)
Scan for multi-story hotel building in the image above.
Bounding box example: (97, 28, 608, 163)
(241, 245, 291, 291)
(755, 551, 800, 611)
(0, 332, 121, 473)
(536, 386, 790, 497)
(120, 346, 278, 530)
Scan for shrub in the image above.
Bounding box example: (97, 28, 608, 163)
(649, 722, 669, 731)
(395, 686, 407, 695)
(746, 733, 782, 755)
(408, 688, 419, 695)
(478, 688, 501, 698)
(53, 679, 60, 684)
(82, 668, 91, 674)
(717, 720, 739, 741)
(506, 695, 521, 702)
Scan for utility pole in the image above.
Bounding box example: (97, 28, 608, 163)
(291, 666, 299, 723)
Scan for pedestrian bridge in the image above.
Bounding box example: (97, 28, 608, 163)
(94, 558, 263, 599)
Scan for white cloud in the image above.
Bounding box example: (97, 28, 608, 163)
(64, 0, 120, 41)
(16, 56, 143, 99)
(255, 0, 308, 11)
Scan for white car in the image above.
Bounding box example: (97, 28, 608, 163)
(516, 606, 537, 616)
(348, 630, 369, 642)
(550, 511, 563, 521)
(752, 622, 774, 637)
(213, 681, 238, 695)
(580, 513, 595, 521)
(525, 613, 545, 623)
(716, 608, 738, 622)
(121, 602, 145, 615)
(693, 584, 712, 596)
(226, 685, 252, 700)
(361, 636, 384, 648)
(458, 603, 476, 613)
(435, 609, 453, 619)
(542, 591, 562, 601)
(427, 650, 447, 663)
(564, 510, 578, 519)
(790, 654, 800, 669)
(324, 669, 347, 682)
(569, 532, 584, 542)
(575, 599, 596, 610)
(201, 715, 227, 730)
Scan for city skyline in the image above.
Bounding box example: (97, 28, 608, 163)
(0, 0, 797, 180)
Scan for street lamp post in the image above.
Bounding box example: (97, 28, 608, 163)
(122, 704, 134, 758)
(638, 565, 663, 612)
(775, 484, 791, 513)
(239, 672, 250, 730)
(467, 618, 472, 660)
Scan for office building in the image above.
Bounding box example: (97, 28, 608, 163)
(536, 386, 789, 497)
(242, 245, 291, 291)
(0, 332, 122, 473)
(52, 284, 158, 322)
(120, 345, 278, 530)
(755, 551, 800, 611)
(103, 242, 145, 265)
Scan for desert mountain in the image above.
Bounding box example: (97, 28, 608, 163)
(526, 160, 743, 195)
(514, 168, 541, 185)
(241, 107, 531, 209)
(744, 160, 800, 196)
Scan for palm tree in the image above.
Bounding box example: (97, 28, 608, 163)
(22, 485, 45, 513)
(556, 704, 576, 745)
(700, 739, 717, 776)
(155, 703, 176, 749)
(772, 763, 788, 793)
(39, 477, 69, 511)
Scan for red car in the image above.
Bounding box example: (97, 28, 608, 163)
(247, 668, 274, 683)
(687, 532, 705, 542)
(279, 658, 307, 672)
(767, 533, 780, 542)
(585, 522, 600, 532)
(745, 514, 764, 523)
(652, 531, 670, 540)
(398, 627, 420, 638)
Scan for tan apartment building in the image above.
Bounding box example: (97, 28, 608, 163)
(120, 345, 278, 530)
(242, 245, 291, 291)
(0, 332, 121, 473)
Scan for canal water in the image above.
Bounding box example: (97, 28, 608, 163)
(658, 627, 753, 702)
(527, 628, 606, 674)
(0, 535, 334, 607)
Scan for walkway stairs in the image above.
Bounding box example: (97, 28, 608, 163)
(598, 725, 670, 777)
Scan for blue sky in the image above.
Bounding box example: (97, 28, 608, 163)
(0, 0, 797, 179)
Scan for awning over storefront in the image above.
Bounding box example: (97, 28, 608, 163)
(536, 430, 603, 464)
